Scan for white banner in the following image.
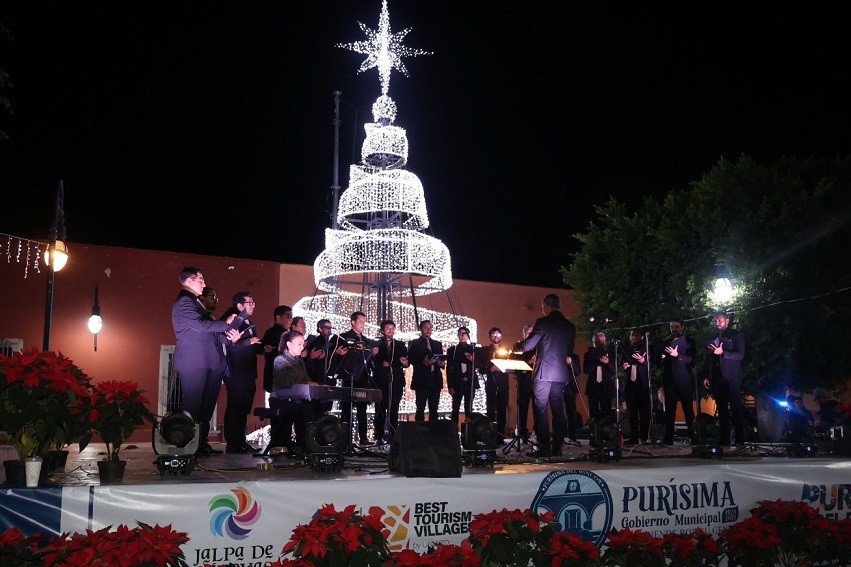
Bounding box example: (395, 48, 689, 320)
(34, 458, 848, 566)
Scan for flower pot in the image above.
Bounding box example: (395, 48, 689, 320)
(3, 459, 26, 485)
(97, 460, 127, 483)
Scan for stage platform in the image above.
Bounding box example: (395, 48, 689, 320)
(2, 437, 849, 563)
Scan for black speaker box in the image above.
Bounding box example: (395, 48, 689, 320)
(389, 420, 462, 477)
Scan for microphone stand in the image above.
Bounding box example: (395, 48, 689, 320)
(603, 320, 623, 443)
(644, 333, 663, 446)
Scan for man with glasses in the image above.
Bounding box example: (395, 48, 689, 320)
(305, 319, 334, 385)
(172, 267, 242, 456)
(479, 327, 511, 440)
(222, 292, 262, 453)
(200, 287, 219, 315)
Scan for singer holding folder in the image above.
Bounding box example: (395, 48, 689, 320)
(702, 311, 746, 446)
(222, 292, 263, 453)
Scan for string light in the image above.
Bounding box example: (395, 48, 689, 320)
(1, 233, 49, 279)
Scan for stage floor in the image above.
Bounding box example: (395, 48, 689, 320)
(3, 435, 837, 487)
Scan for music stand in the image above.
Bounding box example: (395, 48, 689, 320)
(338, 345, 383, 458)
(491, 359, 533, 455)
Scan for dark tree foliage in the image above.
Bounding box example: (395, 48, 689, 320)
(563, 155, 851, 395)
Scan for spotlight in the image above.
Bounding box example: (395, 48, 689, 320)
(461, 413, 500, 467)
(692, 413, 723, 458)
(153, 411, 199, 475)
(590, 415, 621, 462)
(306, 414, 346, 472)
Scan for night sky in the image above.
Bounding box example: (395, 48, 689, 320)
(1, 4, 849, 288)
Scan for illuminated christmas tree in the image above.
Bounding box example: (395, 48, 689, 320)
(294, 0, 476, 344)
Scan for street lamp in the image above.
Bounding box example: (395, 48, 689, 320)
(711, 266, 735, 306)
(87, 286, 102, 351)
(42, 180, 68, 351)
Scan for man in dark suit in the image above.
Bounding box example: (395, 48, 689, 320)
(584, 331, 617, 430)
(373, 319, 409, 443)
(621, 328, 651, 445)
(335, 311, 379, 445)
(171, 266, 243, 456)
(702, 311, 746, 446)
(222, 291, 262, 453)
(660, 317, 696, 445)
(407, 320, 445, 422)
(517, 293, 576, 458)
(447, 326, 477, 429)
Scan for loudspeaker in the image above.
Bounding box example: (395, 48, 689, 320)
(389, 421, 462, 477)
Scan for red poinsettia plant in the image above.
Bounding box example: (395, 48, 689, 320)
(600, 528, 666, 567)
(0, 522, 190, 566)
(0, 348, 92, 459)
(718, 499, 851, 566)
(467, 507, 600, 567)
(660, 528, 720, 567)
(86, 380, 155, 463)
(280, 503, 391, 567)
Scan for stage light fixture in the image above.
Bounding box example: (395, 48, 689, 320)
(306, 414, 347, 472)
(461, 414, 501, 451)
(590, 415, 621, 462)
(153, 411, 199, 475)
(461, 413, 500, 467)
(692, 413, 723, 458)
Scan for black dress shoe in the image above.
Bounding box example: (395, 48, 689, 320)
(225, 445, 249, 454)
(195, 446, 213, 457)
(241, 443, 258, 452)
(551, 447, 563, 457)
(203, 443, 223, 454)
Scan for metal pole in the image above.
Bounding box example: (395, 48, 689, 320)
(42, 180, 65, 351)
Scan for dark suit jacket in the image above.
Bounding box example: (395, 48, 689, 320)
(621, 342, 651, 390)
(408, 336, 443, 391)
(446, 342, 477, 393)
(518, 309, 576, 383)
(703, 329, 745, 385)
(374, 338, 409, 390)
(660, 334, 695, 389)
(172, 289, 232, 374)
(583, 346, 616, 396)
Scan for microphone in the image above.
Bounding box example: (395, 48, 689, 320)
(589, 316, 613, 323)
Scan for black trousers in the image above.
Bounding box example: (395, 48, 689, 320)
(532, 379, 566, 453)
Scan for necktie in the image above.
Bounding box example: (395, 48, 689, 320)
(631, 365, 637, 382)
(596, 366, 603, 383)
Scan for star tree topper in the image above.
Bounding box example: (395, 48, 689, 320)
(337, 0, 432, 96)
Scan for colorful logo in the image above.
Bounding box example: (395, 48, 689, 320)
(531, 470, 613, 547)
(369, 504, 411, 551)
(209, 487, 261, 539)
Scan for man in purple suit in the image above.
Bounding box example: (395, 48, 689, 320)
(517, 293, 576, 458)
(171, 266, 242, 456)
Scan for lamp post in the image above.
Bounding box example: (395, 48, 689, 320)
(42, 180, 69, 351)
(87, 286, 103, 351)
(711, 266, 735, 307)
